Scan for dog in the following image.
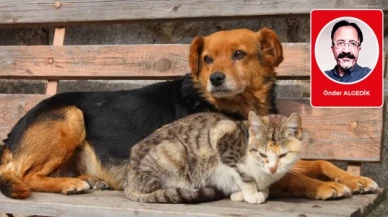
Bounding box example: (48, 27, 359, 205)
(0, 28, 377, 200)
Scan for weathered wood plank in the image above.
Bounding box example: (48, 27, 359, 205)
(0, 43, 309, 79)
(208, 188, 387, 217)
(384, 51, 387, 78)
(0, 95, 47, 144)
(0, 0, 386, 26)
(347, 163, 361, 176)
(46, 27, 66, 95)
(278, 99, 384, 162)
(0, 44, 385, 80)
(0, 189, 385, 217)
(0, 94, 383, 162)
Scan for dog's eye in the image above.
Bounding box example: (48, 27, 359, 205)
(204, 56, 213, 64)
(233, 50, 246, 60)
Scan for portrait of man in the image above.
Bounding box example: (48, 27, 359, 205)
(324, 20, 371, 83)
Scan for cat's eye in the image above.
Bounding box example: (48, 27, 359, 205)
(204, 55, 213, 64)
(251, 148, 267, 158)
(233, 50, 246, 60)
(279, 153, 288, 158)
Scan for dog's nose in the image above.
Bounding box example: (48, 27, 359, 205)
(209, 72, 225, 87)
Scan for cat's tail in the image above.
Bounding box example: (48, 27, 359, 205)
(125, 187, 225, 203)
(0, 146, 30, 199)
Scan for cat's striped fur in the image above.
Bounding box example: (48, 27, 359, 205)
(124, 112, 303, 204)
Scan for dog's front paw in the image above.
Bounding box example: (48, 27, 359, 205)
(244, 192, 266, 204)
(62, 179, 90, 195)
(315, 181, 351, 200)
(338, 176, 378, 194)
(230, 191, 244, 202)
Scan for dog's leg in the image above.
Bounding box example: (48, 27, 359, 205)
(26, 176, 90, 195)
(2, 106, 94, 196)
(270, 172, 351, 200)
(24, 106, 92, 194)
(292, 160, 378, 194)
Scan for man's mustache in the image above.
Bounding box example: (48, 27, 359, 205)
(337, 52, 355, 59)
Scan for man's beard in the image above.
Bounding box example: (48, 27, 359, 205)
(339, 59, 354, 70)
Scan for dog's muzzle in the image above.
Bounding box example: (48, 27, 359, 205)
(208, 72, 242, 98)
(209, 72, 225, 87)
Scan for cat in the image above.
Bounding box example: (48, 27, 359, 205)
(124, 111, 303, 204)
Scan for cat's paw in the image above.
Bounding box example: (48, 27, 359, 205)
(78, 176, 110, 190)
(337, 176, 378, 194)
(87, 178, 109, 190)
(230, 191, 244, 202)
(315, 181, 351, 200)
(244, 192, 266, 204)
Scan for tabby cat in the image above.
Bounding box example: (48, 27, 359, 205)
(124, 111, 303, 204)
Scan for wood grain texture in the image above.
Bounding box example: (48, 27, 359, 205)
(347, 163, 361, 176)
(0, 189, 385, 217)
(0, 94, 47, 144)
(0, 43, 310, 79)
(0, 0, 386, 25)
(46, 27, 66, 95)
(0, 95, 383, 162)
(384, 51, 387, 78)
(0, 44, 384, 80)
(278, 99, 384, 162)
(53, 27, 66, 46)
(45, 81, 58, 95)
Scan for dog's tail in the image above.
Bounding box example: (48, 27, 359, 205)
(0, 146, 30, 199)
(125, 187, 224, 204)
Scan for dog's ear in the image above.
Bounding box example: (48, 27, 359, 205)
(189, 36, 204, 75)
(256, 28, 284, 67)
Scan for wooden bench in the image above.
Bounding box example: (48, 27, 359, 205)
(0, 1, 387, 216)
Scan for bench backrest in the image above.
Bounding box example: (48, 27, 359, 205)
(1, 1, 386, 25)
(0, 1, 386, 175)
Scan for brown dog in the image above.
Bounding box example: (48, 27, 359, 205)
(0, 28, 377, 200)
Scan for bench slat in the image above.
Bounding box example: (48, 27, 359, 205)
(0, 43, 310, 80)
(0, 94, 47, 142)
(278, 100, 385, 162)
(0, 94, 383, 162)
(0, 0, 386, 26)
(0, 189, 385, 217)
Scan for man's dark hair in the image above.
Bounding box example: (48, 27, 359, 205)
(331, 20, 363, 44)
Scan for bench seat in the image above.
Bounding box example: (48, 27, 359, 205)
(0, 189, 386, 217)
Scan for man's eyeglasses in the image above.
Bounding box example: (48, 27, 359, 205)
(333, 41, 360, 48)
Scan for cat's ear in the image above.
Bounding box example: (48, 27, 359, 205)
(281, 113, 302, 139)
(248, 111, 265, 137)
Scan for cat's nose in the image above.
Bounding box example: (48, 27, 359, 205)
(269, 166, 277, 174)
